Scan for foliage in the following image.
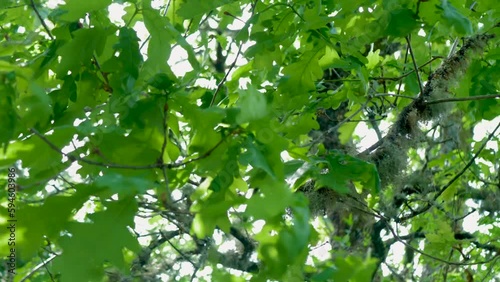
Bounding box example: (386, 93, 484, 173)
(0, 0, 499, 281)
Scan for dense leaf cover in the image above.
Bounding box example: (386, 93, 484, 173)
(0, 0, 499, 281)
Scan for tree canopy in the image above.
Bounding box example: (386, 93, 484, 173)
(0, 0, 499, 281)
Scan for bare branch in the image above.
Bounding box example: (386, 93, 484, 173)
(385, 222, 500, 266)
(209, 42, 242, 106)
(426, 94, 500, 105)
(30, 127, 234, 171)
(30, 0, 54, 40)
(373, 93, 417, 100)
(405, 36, 425, 97)
(397, 122, 500, 222)
(20, 254, 58, 282)
(374, 57, 443, 83)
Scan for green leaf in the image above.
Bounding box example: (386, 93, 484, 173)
(59, 0, 112, 21)
(191, 185, 244, 238)
(235, 85, 270, 124)
(120, 97, 165, 131)
(77, 132, 159, 170)
(143, 4, 201, 77)
(17, 82, 52, 129)
(14, 187, 92, 260)
(175, 99, 225, 154)
(143, 1, 172, 73)
(56, 28, 108, 76)
(177, 0, 232, 19)
(279, 195, 310, 259)
(148, 73, 176, 91)
(93, 171, 154, 196)
(366, 49, 381, 70)
(257, 194, 310, 279)
(245, 181, 292, 220)
(385, 9, 418, 37)
(440, 2, 473, 35)
(332, 255, 378, 282)
(49, 75, 77, 119)
(283, 112, 319, 139)
(316, 152, 381, 194)
(318, 46, 341, 68)
(110, 27, 143, 79)
(338, 105, 361, 144)
(53, 197, 140, 282)
(208, 146, 239, 192)
(5, 126, 75, 177)
(0, 78, 16, 150)
(240, 136, 275, 178)
(280, 48, 325, 97)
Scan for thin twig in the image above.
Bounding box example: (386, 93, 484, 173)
(30, 127, 233, 170)
(382, 262, 406, 282)
(160, 101, 171, 204)
(453, 209, 476, 222)
(385, 222, 499, 266)
(209, 0, 258, 107)
(304, 100, 369, 148)
(358, 139, 383, 156)
(426, 94, 500, 105)
(368, 112, 383, 140)
(395, 43, 410, 105)
(166, 240, 197, 267)
(30, 0, 54, 40)
(434, 122, 500, 200)
(20, 254, 58, 282)
(405, 36, 425, 97)
(178, 132, 234, 166)
(1, 4, 28, 9)
(125, 3, 140, 27)
(321, 56, 442, 84)
(371, 56, 443, 83)
(326, 101, 368, 135)
(139, 3, 171, 51)
(373, 93, 417, 100)
(209, 40, 242, 107)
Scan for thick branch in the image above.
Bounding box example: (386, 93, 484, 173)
(367, 33, 495, 185)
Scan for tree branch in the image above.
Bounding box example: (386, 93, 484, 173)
(30, 127, 236, 170)
(397, 122, 500, 222)
(405, 36, 425, 97)
(20, 254, 58, 282)
(209, 41, 242, 107)
(426, 94, 500, 105)
(131, 230, 181, 272)
(370, 56, 442, 82)
(30, 0, 54, 40)
(385, 222, 500, 266)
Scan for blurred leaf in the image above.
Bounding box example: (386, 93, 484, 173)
(440, 2, 473, 35)
(177, 0, 232, 19)
(59, 0, 112, 21)
(53, 197, 140, 282)
(385, 9, 418, 37)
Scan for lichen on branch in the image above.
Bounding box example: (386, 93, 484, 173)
(368, 33, 495, 186)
